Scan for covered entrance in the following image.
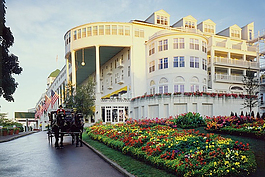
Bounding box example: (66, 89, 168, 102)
(101, 106, 128, 123)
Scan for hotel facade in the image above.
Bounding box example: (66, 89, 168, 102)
(36, 10, 260, 126)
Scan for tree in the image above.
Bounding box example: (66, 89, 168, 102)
(65, 77, 95, 117)
(242, 68, 259, 112)
(0, 0, 22, 102)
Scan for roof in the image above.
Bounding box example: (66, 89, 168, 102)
(15, 112, 35, 119)
(48, 69, 60, 78)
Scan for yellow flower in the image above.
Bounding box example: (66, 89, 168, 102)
(214, 162, 217, 166)
(227, 169, 229, 173)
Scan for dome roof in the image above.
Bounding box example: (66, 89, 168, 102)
(48, 69, 60, 78)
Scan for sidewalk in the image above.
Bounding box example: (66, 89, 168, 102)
(0, 131, 37, 143)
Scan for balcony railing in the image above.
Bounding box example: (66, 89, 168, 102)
(215, 74, 243, 83)
(216, 41, 226, 47)
(213, 57, 259, 68)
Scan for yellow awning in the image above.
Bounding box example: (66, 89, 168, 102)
(101, 86, 127, 99)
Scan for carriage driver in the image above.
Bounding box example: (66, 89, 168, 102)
(57, 105, 65, 115)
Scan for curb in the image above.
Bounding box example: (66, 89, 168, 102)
(82, 140, 135, 177)
(0, 131, 37, 143)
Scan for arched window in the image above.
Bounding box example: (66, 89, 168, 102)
(150, 80, 156, 94)
(230, 86, 243, 93)
(191, 76, 199, 92)
(174, 76, 185, 93)
(159, 77, 168, 94)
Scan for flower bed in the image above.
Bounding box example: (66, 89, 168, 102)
(125, 112, 206, 129)
(86, 122, 256, 176)
(205, 116, 265, 139)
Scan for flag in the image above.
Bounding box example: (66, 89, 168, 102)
(44, 94, 51, 111)
(51, 90, 59, 108)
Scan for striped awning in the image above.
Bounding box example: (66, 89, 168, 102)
(101, 86, 127, 99)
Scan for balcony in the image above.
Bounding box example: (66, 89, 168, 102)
(213, 57, 259, 69)
(215, 74, 243, 83)
(107, 85, 113, 90)
(117, 62, 124, 68)
(216, 41, 226, 48)
(106, 70, 112, 75)
(118, 79, 124, 85)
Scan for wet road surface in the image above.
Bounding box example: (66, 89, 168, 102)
(0, 132, 125, 177)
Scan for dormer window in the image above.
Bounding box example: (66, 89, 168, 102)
(249, 29, 252, 40)
(185, 21, 195, 28)
(156, 14, 168, 25)
(204, 24, 214, 33)
(157, 15, 160, 24)
(231, 29, 240, 38)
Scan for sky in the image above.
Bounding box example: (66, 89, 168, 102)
(1, 0, 265, 119)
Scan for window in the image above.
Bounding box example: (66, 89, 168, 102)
(179, 38, 184, 49)
(87, 27, 92, 36)
(173, 57, 178, 67)
(164, 58, 168, 68)
(158, 58, 168, 70)
(149, 44, 152, 56)
(118, 25, 124, 35)
(93, 26, 98, 35)
(150, 87, 155, 94)
(174, 84, 184, 93)
(202, 41, 207, 53)
(165, 17, 168, 25)
(149, 61, 155, 73)
(78, 29, 81, 39)
(174, 56, 185, 67)
(99, 25, 104, 35)
(190, 38, 194, 49)
(205, 24, 214, 33)
(202, 59, 207, 70)
(112, 25, 117, 35)
(82, 28, 86, 38)
(190, 56, 194, 68)
(135, 29, 139, 37)
(180, 56, 185, 67)
(158, 59, 163, 69)
(73, 30, 77, 40)
(105, 25, 110, 35)
(161, 16, 164, 25)
(157, 15, 160, 24)
(163, 39, 168, 50)
(151, 43, 155, 54)
(191, 85, 199, 92)
(158, 40, 163, 51)
(249, 29, 252, 40)
(140, 29, 144, 37)
(125, 26, 130, 36)
(195, 57, 199, 68)
(195, 39, 199, 50)
(173, 38, 178, 49)
(159, 85, 168, 94)
(190, 56, 199, 68)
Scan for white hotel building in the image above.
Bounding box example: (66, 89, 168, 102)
(37, 10, 260, 125)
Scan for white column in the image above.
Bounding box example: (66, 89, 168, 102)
(227, 52, 230, 59)
(61, 84, 64, 104)
(96, 46, 100, 94)
(71, 50, 76, 88)
(95, 45, 101, 122)
(66, 58, 69, 84)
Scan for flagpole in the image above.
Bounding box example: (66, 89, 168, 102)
(56, 55, 58, 69)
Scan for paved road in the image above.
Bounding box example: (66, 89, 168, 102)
(0, 132, 125, 177)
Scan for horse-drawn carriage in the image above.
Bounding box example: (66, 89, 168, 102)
(47, 108, 84, 149)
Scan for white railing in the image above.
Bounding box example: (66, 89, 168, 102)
(247, 46, 257, 52)
(215, 74, 243, 83)
(216, 41, 226, 47)
(232, 44, 241, 50)
(213, 57, 259, 68)
(101, 98, 131, 103)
